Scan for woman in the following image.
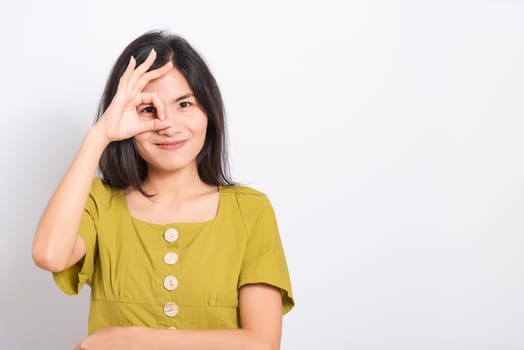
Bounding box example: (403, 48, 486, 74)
(32, 30, 294, 350)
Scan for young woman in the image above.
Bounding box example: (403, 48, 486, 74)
(32, 30, 294, 350)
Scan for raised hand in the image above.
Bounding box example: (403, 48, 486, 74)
(97, 49, 173, 142)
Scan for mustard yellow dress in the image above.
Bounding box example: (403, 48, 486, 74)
(53, 178, 294, 334)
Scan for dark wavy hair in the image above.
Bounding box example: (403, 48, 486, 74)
(96, 30, 234, 195)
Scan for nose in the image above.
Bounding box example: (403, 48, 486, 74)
(157, 110, 180, 136)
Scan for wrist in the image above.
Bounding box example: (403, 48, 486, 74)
(88, 122, 112, 150)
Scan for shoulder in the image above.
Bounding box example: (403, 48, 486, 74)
(221, 185, 272, 208)
(221, 185, 267, 196)
(85, 177, 120, 212)
(90, 177, 118, 197)
(220, 185, 276, 228)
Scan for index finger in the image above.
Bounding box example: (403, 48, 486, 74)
(139, 92, 166, 120)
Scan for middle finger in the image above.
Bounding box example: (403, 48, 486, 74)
(127, 49, 157, 91)
(132, 61, 173, 96)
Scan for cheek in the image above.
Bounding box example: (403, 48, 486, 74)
(190, 114, 208, 137)
(200, 120, 209, 136)
(191, 116, 208, 153)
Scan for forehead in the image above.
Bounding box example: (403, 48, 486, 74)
(142, 67, 193, 95)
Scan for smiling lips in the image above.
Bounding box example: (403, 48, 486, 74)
(156, 140, 187, 150)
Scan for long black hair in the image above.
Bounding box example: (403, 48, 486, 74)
(96, 30, 233, 195)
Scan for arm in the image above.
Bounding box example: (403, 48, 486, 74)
(32, 50, 173, 272)
(32, 121, 110, 272)
(74, 283, 283, 350)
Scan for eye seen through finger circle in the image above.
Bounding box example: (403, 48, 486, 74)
(139, 105, 157, 115)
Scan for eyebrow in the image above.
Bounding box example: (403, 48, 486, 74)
(175, 93, 194, 102)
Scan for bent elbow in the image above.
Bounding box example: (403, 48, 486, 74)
(259, 341, 273, 350)
(32, 249, 67, 272)
(261, 340, 276, 350)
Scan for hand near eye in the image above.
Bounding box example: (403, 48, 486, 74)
(74, 327, 146, 350)
(96, 49, 173, 143)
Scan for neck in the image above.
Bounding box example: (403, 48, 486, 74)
(142, 163, 209, 200)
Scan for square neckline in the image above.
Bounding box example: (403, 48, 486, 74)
(118, 185, 224, 228)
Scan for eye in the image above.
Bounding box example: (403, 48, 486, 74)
(139, 105, 157, 115)
(179, 101, 192, 108)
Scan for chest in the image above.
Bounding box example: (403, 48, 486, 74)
(92, 210, 248, 307)
(124, 191, 220, 224)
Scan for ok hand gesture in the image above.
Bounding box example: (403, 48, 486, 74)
(97, 49, 173, 142)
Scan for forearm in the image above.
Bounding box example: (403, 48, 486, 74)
(138, 327, 275, 350)
(134, 285, 282, 350)
(32, 124, 109, 271)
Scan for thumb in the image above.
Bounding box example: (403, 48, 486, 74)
(139, 118, 173, 133)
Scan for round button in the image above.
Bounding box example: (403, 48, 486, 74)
(164, 276, 179, 291)
(164, 228, 179, 243)
(163, 302, 178, 317)
(168, 326, 176, 330)
(163, 252, 179, 265)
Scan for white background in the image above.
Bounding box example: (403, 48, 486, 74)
(1, 0, 524, 349)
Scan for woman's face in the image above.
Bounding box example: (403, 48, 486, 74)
(134, 67, 208, 175)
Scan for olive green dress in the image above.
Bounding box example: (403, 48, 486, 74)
(53, 178, 294, 334)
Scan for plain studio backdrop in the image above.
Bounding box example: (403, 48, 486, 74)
(1, 0, 524, 349)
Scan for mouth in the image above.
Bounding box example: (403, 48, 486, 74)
(155, 140, 187, 150)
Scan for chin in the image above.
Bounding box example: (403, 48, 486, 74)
(147, 159, 197, 174)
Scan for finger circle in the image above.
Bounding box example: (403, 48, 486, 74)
(139, 92, 165, 120)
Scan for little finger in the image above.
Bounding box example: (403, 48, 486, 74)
(117, 56, 136, 92)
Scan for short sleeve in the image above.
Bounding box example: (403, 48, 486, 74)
(52, 179, 101, 295)
(238, 200, 294, 315)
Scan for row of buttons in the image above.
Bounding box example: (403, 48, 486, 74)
(163, 228, 179, 327)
